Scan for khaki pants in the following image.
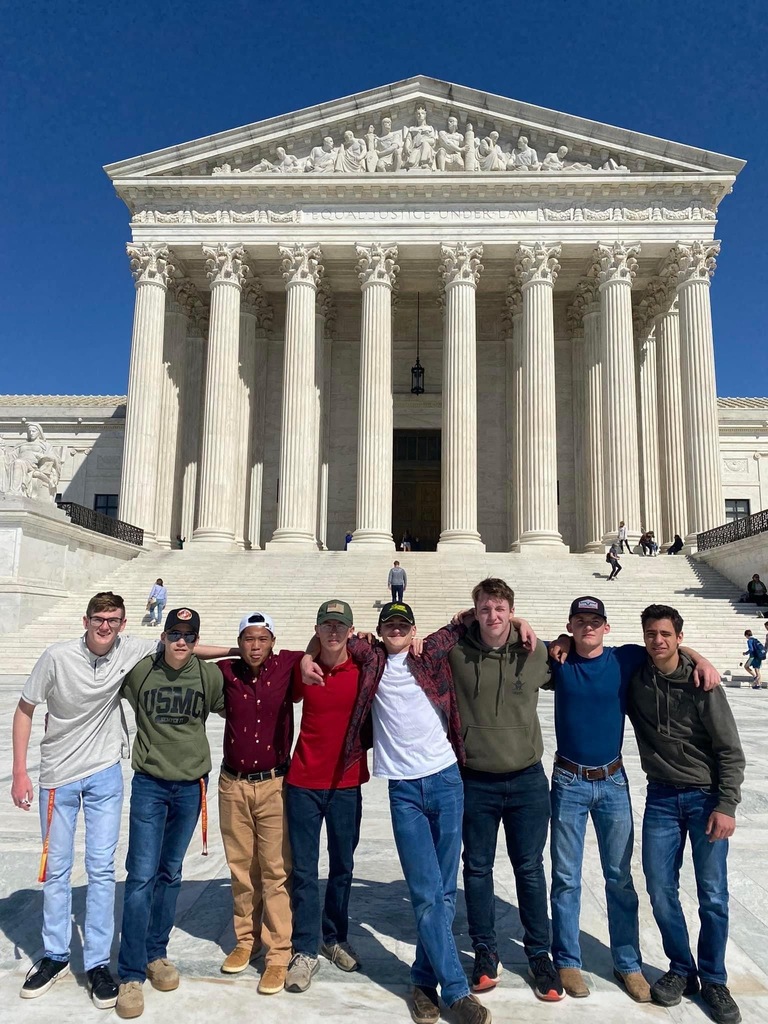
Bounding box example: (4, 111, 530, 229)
(218, 773, 292, 966)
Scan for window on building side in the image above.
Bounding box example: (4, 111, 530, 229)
(724, 498, 751, 523)
(94, 493, 119, 519)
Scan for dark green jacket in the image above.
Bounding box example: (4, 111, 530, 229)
(448, 621, 550, 773)
(628, 653, 745, 816)
(122, 653, 225, 781)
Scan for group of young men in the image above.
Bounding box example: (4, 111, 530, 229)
(10, 578, 745, 1024)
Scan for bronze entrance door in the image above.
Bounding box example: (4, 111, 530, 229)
(392, 430, 441, 551)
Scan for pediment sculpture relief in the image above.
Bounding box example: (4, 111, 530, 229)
(211, 109, 639, 176)
(0, 422, 63, 502)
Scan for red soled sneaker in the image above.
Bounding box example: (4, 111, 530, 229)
(528, 954, 566, 1001)
(471, 944, 502, 992)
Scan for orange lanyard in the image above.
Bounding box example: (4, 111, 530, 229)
(38, 789, 56, 883)
(200, 779, 208, 856)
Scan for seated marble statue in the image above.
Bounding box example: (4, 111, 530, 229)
(402, 105, 437, 171)
(476, 131, 506, 171)
(508, 135, 540, 170)
(272, 147, 301, 173)
(371, 117, 404, 172)
(436, 116, 467, 171)
(305, 136, 337, 173)
(334, 131, 367, 173)
(601, 155, 629, 171)
(0, 422, 62, 502)
(542, 145, 595, 172)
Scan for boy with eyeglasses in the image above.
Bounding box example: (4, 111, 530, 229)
(115, 608, 227, 1019)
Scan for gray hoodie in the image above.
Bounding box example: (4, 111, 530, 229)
(628, 653, 745, 817)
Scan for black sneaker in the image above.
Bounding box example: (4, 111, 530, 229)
(651, 970, 700, 1007)
(20, 957, 70, 999)
(701, 982, 741, 1024)
(471, 944, 502, 992)
(87, 964, 119, 1009)
(528, 953, 565, 1001)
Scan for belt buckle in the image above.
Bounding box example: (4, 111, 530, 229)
(584, 767, 604, 781)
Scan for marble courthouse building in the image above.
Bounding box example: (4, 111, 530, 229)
(17, 78, 757, 552)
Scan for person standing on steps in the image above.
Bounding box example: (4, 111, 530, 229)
(388, 560, 408, 603)
(146, 579, 167, 627)
(606, 543, 622, 581)
(617, 521, 632, 555)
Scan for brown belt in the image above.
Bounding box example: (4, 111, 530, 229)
(554, 754, 623, 782)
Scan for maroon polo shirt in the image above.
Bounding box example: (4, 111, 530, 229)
(219, 651, 304, 773)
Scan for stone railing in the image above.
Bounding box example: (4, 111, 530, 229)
(697, 508, 768, 551)
(56, 502, 144, 547)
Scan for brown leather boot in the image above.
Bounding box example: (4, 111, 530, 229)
(558, 967, 590, 998)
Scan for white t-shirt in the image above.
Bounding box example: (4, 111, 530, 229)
(371, 650, 456, 780)
(22, 634, 160, 788)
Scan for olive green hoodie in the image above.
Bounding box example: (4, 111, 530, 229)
(448, 621, 550, 773)
(628, 653, 745, 817)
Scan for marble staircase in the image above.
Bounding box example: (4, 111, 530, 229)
(0, 549, 761, 677)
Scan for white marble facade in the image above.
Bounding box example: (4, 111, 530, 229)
(5, 77, 759, 551)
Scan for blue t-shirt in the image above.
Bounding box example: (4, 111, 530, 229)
(550, 644, 646, 767)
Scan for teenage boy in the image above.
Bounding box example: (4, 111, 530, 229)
(547, 597, 720, 1002)
(631, 604, 745, 1024)
(447, 578, 562, 1002)
(116, 608, 225, 1019)
(313, 601, 490, 1024)
(217, 611, 305, 994)
(742, 630, 764, 688)
(284, 600, 369, 993)
(388, 561, 407, 603)
(12, 593, 169, 1008)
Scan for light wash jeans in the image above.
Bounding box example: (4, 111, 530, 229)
(150, 600, 166, 626)
(38, 762, 123, 971)
(550, 764, 641, 974)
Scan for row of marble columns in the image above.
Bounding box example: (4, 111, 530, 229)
(119, 237, 724, 551)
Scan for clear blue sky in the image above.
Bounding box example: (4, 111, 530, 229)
(3, 0, 766, 397)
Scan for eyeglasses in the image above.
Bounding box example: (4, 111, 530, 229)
(166, 631, 198, 644)
(89, 616, 124, 629)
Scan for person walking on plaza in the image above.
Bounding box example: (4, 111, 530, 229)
(11, 592, 166, 1009)
(388, 560, 408, 603)
(606, 543, 622, 581)
(116, 607, 226, 1019)
(217, 612, 305, 993)
(285, 600, 369, 993)
(617, 520, 632, 555)
(630, 604, 745, 1024)
(146, 578, 167, 627)
(742, 629, 765, 688)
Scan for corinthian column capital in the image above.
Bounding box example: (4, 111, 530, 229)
(596, 241, 640, 285)
(501, 280, 523, 333)
(242, 277, 274, 329)
(673, 240, 720, 285)
(516, 243, 561, 286)
(203, 244, 250, 287)
(440, 243, 484, 287)
(279, 243, 323, 286)
(168, 277, 198, 316)
(356, 243, 399, 288)
(567, 275, 599, 334)
(127, 243, 174, 287)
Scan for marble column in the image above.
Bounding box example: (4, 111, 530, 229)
(154, 279, 193, 547)
(654, 293, 688, 547)
(234, 296, 257, 548)
(119, 243, 173, 539)
(247, 327, 269, 549)
(179, 306, 207, 543)
(569, 308, 587, 554)
(597, 241, 642, 545)
(267, 243, 323, 548)
(517, 242, 566, 550)
(582, 287, 605, 551)
(350, 244, 398, 548)
(193, 244, 249, 544)
(635, 308, 663, 535)
(438, 243, 484, 549)
(504, 283, 523, 550)
(675, 241, 725, 546)
(313, 284, 333, 548)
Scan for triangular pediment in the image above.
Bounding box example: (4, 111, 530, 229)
(104, 76, 744, 182)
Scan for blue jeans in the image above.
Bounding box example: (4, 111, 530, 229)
(150, 600, 165, 625)
(550, 764, 641, 973)
(388, 764, 468, 1005)
(118, 772, 205, 982)
(39, 763, 123, 971)
(642, 783, 729, 985)
(286, 784, 362, 955)
(391, 586, 404, 603)
(462, 762, 551, 960)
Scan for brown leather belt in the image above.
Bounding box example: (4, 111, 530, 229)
(554, 754, 623, 782)
(221, 760, 289, 783)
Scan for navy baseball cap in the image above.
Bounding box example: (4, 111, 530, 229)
(568, 596, 607, 620)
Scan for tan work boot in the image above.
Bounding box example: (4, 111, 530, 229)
(558, 967, 590, 998)
(258, 964, 287, 995)
(614, 969, 652, 1002)
(116, 981, 144, 1019)
(221, 945, 254, 974)
(146, 958, 179, 992)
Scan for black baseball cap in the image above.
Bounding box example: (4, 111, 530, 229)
(164, 607, 201, 633)
(378, 601, 416, 626)
(569, 596, 607, 620)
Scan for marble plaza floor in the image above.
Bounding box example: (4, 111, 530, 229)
(1, 677, 768, 1024)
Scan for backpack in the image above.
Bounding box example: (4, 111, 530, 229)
(754, 639, 766, 661)
(605, 553, 612, 564)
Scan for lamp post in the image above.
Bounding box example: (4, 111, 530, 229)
(410, 292, 425, 395)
